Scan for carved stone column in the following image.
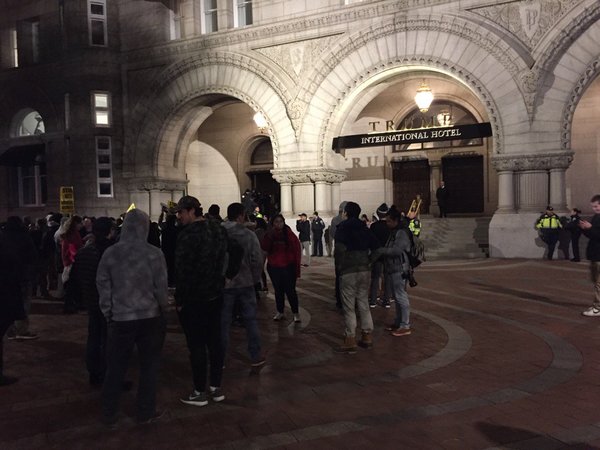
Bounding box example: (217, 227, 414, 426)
(429, 160, 442, 215)
(510, 152, 573, 212)
(292, 182, 314, 215)
(128, 178, 187, 220)
(548, 154, 573, 212)
(272, 168, 346, 217)
(491, 157, 516, 214)
(518, 170, 548, 212)
(279, 182, 293, 216)
(331, 182, 341, 215)
(314, 180, 329, 214)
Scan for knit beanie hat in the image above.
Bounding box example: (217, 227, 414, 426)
(376, 203, 389, 218)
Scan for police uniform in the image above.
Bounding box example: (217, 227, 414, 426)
(536, 207, 562, 260)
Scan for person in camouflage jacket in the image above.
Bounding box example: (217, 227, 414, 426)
(175, 196, 228, 407)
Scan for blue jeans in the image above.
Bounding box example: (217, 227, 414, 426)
(222, 286, 262, 362)
(388, 272, 410, 329)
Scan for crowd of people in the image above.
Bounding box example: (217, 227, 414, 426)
(2, 193, 600, 427)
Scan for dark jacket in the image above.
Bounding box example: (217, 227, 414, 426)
(436, 186, 449, 205)
(583, 214, 600, 262)
(311, 217, 325, 236)
(296, 220, 310, 242)
(175, 218, 228, 307)
(72, 238, 114, 308)
(334, 218, 380, 275)
(370, 219, 390, 246)
(0, 239, 26, 322)
(0, 224, 37, 282)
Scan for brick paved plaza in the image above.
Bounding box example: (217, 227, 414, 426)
(2, 257, 600, 449)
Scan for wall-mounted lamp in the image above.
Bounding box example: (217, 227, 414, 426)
(253, 112, 268, 133)
(414, 80, 434, 113)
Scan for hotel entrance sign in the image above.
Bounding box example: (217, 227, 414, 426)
(332, 122, 492, 153)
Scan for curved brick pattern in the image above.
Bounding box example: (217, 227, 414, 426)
(1, 258, 599, 449)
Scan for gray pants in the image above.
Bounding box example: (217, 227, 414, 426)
(301, 241, 311, 266)
(591, 262, 600, 307)
(340, 271, 373, 337)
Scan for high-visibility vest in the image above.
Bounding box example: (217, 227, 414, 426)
(536, 214, 561, 229)
(409, 219, 421, 236)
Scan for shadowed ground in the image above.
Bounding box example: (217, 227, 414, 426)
(2, 257, 600, 449)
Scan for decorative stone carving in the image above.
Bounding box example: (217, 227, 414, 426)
(255, 35, 342, 86)
(124, 1, 452, 64)
(271, 168, 346, 184)
(470, 0, 580, 51)
(492, 152, 574, 172)
(562, 58, 600, 150)
(129, 178, 188, 192)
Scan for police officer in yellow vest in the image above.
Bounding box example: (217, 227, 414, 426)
(536, 206, 562, 260)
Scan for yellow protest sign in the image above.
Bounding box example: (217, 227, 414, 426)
(59, 186, 74, 214)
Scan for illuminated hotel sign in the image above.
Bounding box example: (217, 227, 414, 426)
(332, 122, 492, 153)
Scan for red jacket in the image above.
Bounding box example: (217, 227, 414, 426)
(61, 231, 83, 267)
(261, 225, 301, 277)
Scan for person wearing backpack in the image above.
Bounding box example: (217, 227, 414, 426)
(375, 206, 413, 337)
(221, 203, 266, 372)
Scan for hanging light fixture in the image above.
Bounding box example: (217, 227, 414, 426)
(253, 112, 268, 133)
(414, 80, 434, 113)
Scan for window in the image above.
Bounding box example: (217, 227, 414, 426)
(96, 136, 113, 197)
(11, 28, 18, 67)
(16, 18, 39, 65)
(92, 91, 111, 127)
(202, 0, 218, 33)
(393, 101, 483, 152)
(169, 0, 182, 40)
(17, 110, 45, 136)
(88, 0, 107, 46)
(234, 0, 252, 27)
(251, 140, 273, 165)
(18, 162, 47, 207)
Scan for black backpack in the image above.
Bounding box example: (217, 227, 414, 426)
(403, 228, 425, 269)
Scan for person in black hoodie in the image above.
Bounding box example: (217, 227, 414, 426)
(580, 195, 600, 317)
(0, 238, 25, 385)
(72, 217, 115, 386)
(333, 202, 380, 353)
(2, 216, 38, 340)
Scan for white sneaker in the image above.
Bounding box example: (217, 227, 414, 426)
(273, 312, 284, 321)
(293, 314, 301, 323)
(582, 306, 600, 317)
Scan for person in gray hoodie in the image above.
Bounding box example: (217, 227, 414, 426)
(221, 203, 266, 372)
(96, 208, 168, 426)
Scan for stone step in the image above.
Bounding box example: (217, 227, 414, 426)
(416, 216, 491, 259)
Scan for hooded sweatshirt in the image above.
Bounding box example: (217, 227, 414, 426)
(97, 209, 168, 321)
(334, 217, 380, 275)
(222, 220, 264, 289)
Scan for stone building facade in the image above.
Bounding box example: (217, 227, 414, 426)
(1, 0, 599, 257)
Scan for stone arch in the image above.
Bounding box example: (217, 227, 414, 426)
(0, 79, 59, 138)
(300, 12, 531, 167)
(127, 52, 296, 179)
